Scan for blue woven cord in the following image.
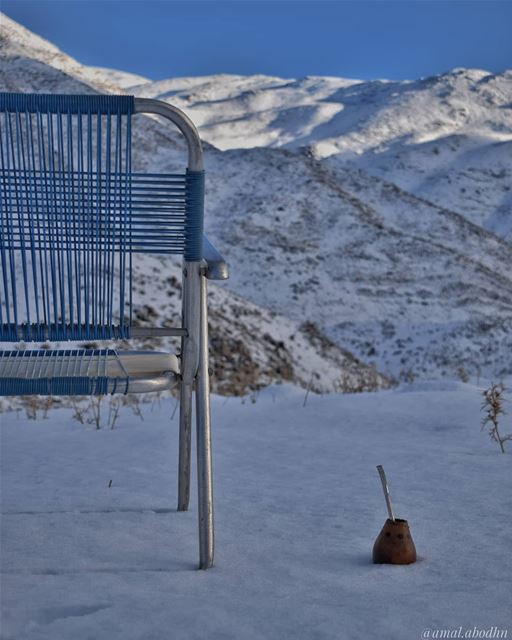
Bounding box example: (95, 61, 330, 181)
(0, 93, 134, 115)
(0, 93, 207, 346)
(0, 93, 133, 341)
(0, 348, 130, 396)
(184, 170, 205, 261)
(1, 172, 199, 253)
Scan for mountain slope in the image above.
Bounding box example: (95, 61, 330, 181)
(202, 146, 512, 379)
(0, 13, 389, 394)
(1, 13, 511, 383)
(123, 64, 512, 238)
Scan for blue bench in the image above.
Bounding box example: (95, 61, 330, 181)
(0, 92, 229, 569)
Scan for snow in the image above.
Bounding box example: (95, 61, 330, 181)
(0, 13, 511, 639)
(129, 69, 512, 157)
(201, 147, 512, 380)
(126, 65, 512, 240)
(87, 66, 149, 90)
(2, 383, 511, 639)
(1, 13, 511, 385)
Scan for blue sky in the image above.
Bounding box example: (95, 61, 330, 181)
(3, 0, 511, 81)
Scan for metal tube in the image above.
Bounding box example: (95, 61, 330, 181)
(177, 260, 201, 512)
(196, 274, 214, 569)
(134, 98, 204, 171)
(131, 327, 187, 337)
(376, 465, 396, 522)
(180, 261, 201, 384)
(134, 98, 211, 567)
(178, 382, 193, 511)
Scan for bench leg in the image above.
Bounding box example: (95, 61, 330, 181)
(196, 274, 214, 569)
(178, 382, 193, 511)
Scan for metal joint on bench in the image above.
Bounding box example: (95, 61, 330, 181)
(202, 236, 229, 280)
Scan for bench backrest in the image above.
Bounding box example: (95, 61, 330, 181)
(0, 93, 204, 342)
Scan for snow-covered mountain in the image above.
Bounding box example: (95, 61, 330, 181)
(1, 13, 511, 385)
(117, 65, 512, 239)
(203, 146, 512, 380)
(0, 14, 389, 395)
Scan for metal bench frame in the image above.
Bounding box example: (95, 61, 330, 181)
(137, 99, 228, 570)
(0, 95, 229, 570)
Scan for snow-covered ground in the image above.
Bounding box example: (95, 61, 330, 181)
(1, 383, 511, 639)
(0, 15, 511, 636)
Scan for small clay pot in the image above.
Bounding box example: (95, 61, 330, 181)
(372, 518, 416, 565)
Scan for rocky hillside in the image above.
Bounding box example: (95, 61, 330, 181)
(118, 65, 512, 240)
(0, 13, 390, 394)
(1, 12, 511, 385)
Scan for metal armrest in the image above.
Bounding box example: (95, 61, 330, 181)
(202, 236, 229, 280)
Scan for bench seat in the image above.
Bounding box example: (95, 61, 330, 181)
(0, 349, 180, 396)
